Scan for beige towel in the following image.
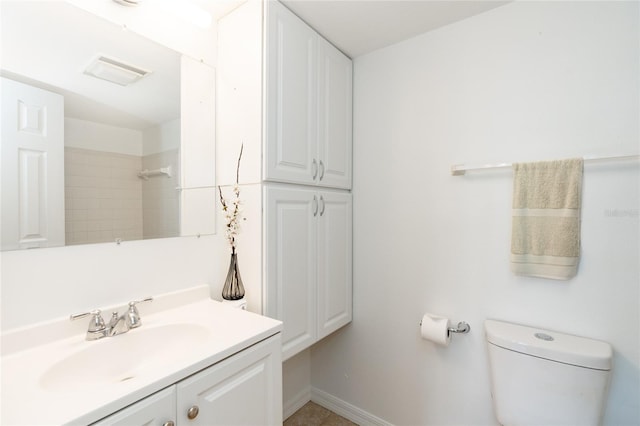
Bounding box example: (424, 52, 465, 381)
(511, 158, 583, 280)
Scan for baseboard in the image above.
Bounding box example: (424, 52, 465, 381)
(283, 386, 311, 421)
(311, 387, 393, 426)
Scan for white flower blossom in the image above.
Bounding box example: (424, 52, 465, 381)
(218, 145, 244, 253)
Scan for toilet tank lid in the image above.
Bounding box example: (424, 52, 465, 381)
(485, 319, 612, 370)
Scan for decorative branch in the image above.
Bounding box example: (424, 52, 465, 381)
(236, 144, 243, 184)
(218, 144, 244, 254)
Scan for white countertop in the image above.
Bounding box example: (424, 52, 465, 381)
(1, 286, 282, 425)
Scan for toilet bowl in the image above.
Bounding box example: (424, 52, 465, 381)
(485, 319, 612, 426)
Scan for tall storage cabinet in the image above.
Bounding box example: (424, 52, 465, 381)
(264, 185, 352, 361)
(217, 0, 352, 362)
(265, 1, 352, 190)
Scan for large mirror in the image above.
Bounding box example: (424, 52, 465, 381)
(1, 1, 189, 251)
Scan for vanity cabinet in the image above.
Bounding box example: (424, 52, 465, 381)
(264, 185, 352, 360)
(92, 387, 176, 426)
(92, 335, 282, 426)
(264, 0, 352, 190)
(176, 334, 281, 425)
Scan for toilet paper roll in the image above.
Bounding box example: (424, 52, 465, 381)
(420, 313, 451, 346)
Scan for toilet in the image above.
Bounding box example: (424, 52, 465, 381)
(485, 319, 612, 426)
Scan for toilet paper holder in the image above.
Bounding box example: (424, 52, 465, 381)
(419, 319, 471, 334)
(449, 321, 470, 334)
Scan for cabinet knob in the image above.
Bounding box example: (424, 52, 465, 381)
(319, 160, 325, 180)
(163, 421, 175, 426)
(312, 159, 318, 180)
(319, 195, 325, 216)
(187, 405, 199, 420)
(312, 195, 319, 216)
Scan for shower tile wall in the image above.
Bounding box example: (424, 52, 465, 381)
(64, 147, 143, 245)
(141, 149, 180, 239)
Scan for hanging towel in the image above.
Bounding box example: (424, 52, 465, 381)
(510, 158, 583, 280)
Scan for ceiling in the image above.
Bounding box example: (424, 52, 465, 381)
(1, 0, 512, 131)
(281, 0, 511, 58)
(1, 1, 181, 130)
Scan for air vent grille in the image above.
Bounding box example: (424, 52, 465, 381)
(84, 55, 151, 86)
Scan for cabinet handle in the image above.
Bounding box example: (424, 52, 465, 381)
(319, 196, 325, 216)
(312, 159, 318, 180)
(319, 160, 325, 181)
(163, 421, 175, 426)
(187, 405, 199, 420)
(312, 195, 318, 217)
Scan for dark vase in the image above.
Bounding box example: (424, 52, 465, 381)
(222, 252, 245, 300)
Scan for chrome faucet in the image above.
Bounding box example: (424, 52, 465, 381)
(71, 297, 153, 341)
(108, 311, 129, 336)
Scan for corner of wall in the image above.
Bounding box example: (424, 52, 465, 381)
(282, 349, 312, 420)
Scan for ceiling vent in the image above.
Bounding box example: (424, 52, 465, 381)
(84, 56, 151, 86)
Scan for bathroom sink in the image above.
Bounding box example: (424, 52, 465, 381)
(2, 287, 283, 426)
(40, 323, 211, 391)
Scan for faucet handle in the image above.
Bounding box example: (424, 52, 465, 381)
(126, 297, 153, 329)
(70, 309, 105, 330)
(70, 309, 107, 340)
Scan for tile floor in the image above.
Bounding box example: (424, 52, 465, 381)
(284, 402, 358, 426)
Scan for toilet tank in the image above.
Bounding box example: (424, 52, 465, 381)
(485, 320, 612, 426)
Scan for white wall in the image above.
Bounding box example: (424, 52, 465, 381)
(0, 236, 226, 330)
(143, 119, 180, 156)
(216, 0, 262, 187)
(311, 2, 639, 425)
(65, 118, 143, 156)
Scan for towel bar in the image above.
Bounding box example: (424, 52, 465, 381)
(451, 154, 639, 176)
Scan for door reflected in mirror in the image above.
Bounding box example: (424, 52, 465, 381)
(1, 1, 187, 251)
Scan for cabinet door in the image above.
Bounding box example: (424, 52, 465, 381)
(317, 39, 353, 190)
(317, 191, 353, 339)
(264, 185, 317, 360)
(265, 1, 317, 186)
(176, 335, 282, 426)
(92, 386, 176, 426)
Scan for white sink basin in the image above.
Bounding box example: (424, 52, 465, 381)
(1, 287, 283, 426)
(40, 323, 211, 391)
